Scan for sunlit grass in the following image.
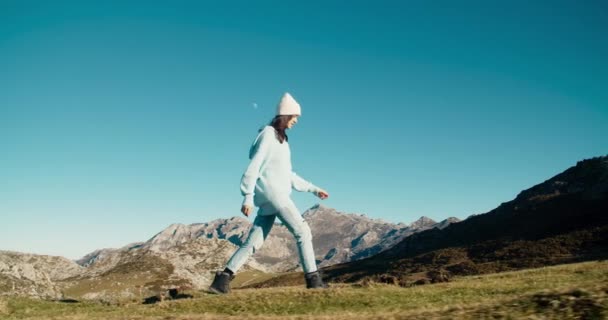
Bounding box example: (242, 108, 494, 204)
(2, 260, 607, 319)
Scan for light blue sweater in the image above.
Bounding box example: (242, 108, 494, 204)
(240, 126, 320, 207)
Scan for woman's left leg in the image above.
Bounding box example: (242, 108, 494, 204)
(209, 208, 276, 294)
(225, 213, 276, 273)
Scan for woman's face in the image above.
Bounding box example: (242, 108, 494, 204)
(287, 115, 299, 129)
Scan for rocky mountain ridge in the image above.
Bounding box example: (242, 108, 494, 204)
(79, 205, 457, 273)
(0, 251, 83, 299)
(2, 206, 458, 299)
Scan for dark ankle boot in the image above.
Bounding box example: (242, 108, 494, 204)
(208, 271, 235, 294)
(305, 271, 328, 289)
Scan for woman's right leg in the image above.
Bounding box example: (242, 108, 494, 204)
(272, 198, 318, 274)
(225, 211, 276, 273)
(272, 198, 327, 289)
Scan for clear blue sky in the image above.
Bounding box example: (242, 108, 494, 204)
(1, 1, 606, 260)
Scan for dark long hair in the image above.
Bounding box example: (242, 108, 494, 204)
(269, 115, 295, 144)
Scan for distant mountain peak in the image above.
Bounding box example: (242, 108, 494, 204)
(303, 203, 335, 217)
(444, 217, 461, 223)
(409, 216, 437, 229)
(310, 203, 323, 210)
(306, 203, 329, 213)
(435, 217, 461, 230)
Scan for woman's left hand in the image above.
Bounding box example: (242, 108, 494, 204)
(315, 189, 329, 200)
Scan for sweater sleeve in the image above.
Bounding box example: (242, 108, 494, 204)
(291, 171, 320, 193)
(240, 129, 273, 207)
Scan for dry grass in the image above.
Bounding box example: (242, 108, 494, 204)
(2, 260, 607, 319)
(0, 298, 10, 316)
(231, 270, 278, 288)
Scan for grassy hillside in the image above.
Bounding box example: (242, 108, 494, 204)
(1, 260, 606, 319)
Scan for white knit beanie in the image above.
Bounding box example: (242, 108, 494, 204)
(276, 92, 301, 116)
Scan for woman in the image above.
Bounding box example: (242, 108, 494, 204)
(208, 92, 330, 294)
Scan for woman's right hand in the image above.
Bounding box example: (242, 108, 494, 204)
(315, 189, 330, 200)
(241, 205, 253, 217)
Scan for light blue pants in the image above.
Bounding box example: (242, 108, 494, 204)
(225, 197, 318, 274)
